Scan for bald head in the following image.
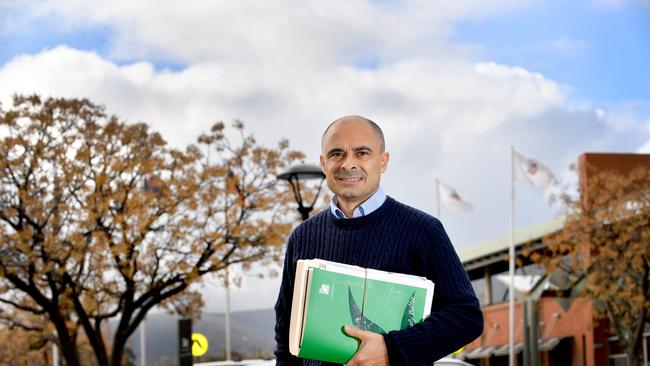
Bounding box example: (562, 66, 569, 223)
(321, 115, 385, 153)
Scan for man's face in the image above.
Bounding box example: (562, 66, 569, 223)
(320, 118, 389, 207)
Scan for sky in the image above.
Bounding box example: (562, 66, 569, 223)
(1, 0, 649, 313)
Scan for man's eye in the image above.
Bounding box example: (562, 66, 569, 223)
(357, 151, 370, 157)
(330, 152, 343, 159)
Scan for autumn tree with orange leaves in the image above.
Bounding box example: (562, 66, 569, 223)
(0, 95, 306, 366)
(0, 323, 53, 366)
(541, 166, 650, 366)
(0, 319, 112, 366)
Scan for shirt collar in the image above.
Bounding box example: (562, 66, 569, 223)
(330, 186, 387, 219)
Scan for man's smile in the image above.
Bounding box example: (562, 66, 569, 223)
(337, 177, 363, 183)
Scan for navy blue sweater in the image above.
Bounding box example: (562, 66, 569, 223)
(274, 197, 483, 366)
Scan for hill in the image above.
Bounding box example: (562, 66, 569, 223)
(122, 308, 275, 366)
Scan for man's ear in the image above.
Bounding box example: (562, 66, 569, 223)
(319, 154, 325, 171)
(380, 152, 389, 173)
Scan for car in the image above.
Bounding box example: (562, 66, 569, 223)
(197, 356, 471, 366)
(434, 356, 473, 365)
(194, 360, 273, 366)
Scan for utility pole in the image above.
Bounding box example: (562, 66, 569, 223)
(140, 317, 147, 366)
(52, 342, 59, 366)
(225, 266, 232, 360)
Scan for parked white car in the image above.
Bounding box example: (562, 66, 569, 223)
(195, 360, 272, 366)
(197, 357, 471, 366)
(434, 357, 473, 365)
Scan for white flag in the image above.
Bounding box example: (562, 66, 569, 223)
(513, 151, 556, 188)
(438, 181, 473, 212)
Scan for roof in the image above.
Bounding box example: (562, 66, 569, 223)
(458, 215, 566, 267)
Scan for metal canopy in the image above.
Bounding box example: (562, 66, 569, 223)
(538, 337, 562, 352)
(277, 163, 325, 180)
(486, 337, 563, 357)
(464, 346, 496, 359)
(493, 342, 523, 357)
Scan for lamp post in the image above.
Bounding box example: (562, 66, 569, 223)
(278, 163, 326, 221)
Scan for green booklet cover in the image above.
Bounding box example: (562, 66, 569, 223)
(289, 259, 434, 364)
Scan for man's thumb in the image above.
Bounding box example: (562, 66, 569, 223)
(342, 325, 363, 340)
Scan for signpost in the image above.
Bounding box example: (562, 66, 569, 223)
(178, 319, 193, 366)
(192, 333, 209, 358)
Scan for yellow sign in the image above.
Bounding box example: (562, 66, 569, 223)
(191, 333, 209, 357)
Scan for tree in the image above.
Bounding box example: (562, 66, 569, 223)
(0, 95, 305, 366)
(0, 313, 101, 366)
(541, 166, 650, 366)
(0, 324, 53, 366)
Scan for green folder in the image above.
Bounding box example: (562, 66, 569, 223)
(289, 259, 434, 364)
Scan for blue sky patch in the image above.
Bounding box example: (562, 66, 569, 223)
(451, 0, 650, 104)
(0, 15, 112, 65)
(0, 15, 187, 73)
(355, 54, 381, 70)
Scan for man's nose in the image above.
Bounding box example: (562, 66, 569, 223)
(340, 154, 358, 170)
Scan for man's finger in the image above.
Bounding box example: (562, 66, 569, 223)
(343, 326, 389, 366)
(342, 325, 366, 341)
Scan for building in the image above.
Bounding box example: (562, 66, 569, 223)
(455, 153, 650, 366)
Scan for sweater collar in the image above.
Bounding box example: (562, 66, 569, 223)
(329, 186, 387, 219)
(327, 195, 395, 229)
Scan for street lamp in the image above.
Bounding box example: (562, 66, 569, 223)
(278, 163, 326, 221)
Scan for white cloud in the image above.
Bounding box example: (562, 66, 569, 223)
(0, 45, 567, 158)
(18, 0, 532, 66)
(0, 0, 32, 34)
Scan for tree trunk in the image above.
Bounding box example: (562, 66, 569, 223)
(111, 334, 127, 366)
(625, 342, 642, 366)
(625, 309, 647, 366)
(88, 326, 110, 366)
(111, 308, 135, 366)
(629, 263, 650, 366)
(54, 322, 81, 366)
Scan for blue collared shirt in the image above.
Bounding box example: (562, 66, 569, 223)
(329, 186, 387, 219)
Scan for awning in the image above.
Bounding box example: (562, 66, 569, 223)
(464, 346, 496, 359)
(490, 337, 564, 357)
(493, 343, 523, 356)
(538, 337, 562, 352)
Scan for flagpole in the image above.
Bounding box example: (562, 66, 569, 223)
(509, 147, 516, 366)
(435, 178, 441, 219)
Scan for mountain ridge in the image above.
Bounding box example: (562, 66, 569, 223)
(124, 308, 275, 365)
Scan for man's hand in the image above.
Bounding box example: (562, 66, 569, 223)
(343, 326, 390, 366)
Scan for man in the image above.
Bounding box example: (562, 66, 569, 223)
(274, 116, 483, 366)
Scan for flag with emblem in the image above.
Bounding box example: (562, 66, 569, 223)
(513, 151, 556, 188)
(437, 181, 473, 212)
